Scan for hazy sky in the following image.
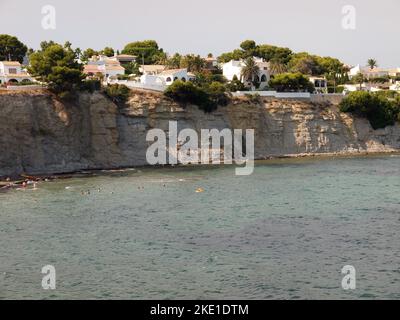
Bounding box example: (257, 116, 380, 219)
(1, 0, 399, 67)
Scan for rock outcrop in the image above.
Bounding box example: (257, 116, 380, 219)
(0, 89, 399, 177)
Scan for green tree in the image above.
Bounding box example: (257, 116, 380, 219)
(81, 48, 98, 62)
(192, 70, 227, 87)
(367, 58, 378, 70)
(122, 40, 164, 65)
(102, 47, 115, 57)
(288, 52, 322, 75)
(0, 34, 28, 62)
(352, 72, 365, 90)
(269, 59, 288, 75)
(317, 56, 346, 92)
(39, 40, 57, 51)
(28, 42, 84, 95)
(124, 61, 140, 75)
(180, 54, 206, 72)
(164, 80, 229, 112)
(240, 40, 257, 51)
(64, 41, 72, 50)
(269, 73, 314, 93)
(153, 51, 168, 65)
(217, 49, 245, 63)
(256, 44, 293, 64)
(165, 53, 182, 69)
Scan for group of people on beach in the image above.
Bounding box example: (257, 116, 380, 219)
(0, 177, 40, 191)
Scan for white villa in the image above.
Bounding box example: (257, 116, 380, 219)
(139, 65, 195, 87)
(342, 82, 391, 93)
(83, 55, 125, 79)
(309, 76, 328, 93)
(0, 61, 35, 85)
(222, 57, 270, 89)
(349, 64, 400, 79)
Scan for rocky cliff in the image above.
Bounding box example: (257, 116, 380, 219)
(1, 89, 399, 177)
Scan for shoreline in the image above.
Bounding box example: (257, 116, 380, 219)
(1, 150, 399, 190)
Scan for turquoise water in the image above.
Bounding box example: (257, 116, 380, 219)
(0, 156, 399, 299)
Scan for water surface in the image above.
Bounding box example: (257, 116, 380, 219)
(1, 156, 400, 299)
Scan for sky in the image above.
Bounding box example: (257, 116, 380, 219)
(0, 0, 399, 67)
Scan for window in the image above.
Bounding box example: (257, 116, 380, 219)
(8, 68, 17, 74)
(261, 74, 267, 82)
(181, 77, 186, 82)
(166, 77, 172, 82)
(174, 77, 178, 81)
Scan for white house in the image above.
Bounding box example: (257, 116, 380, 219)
(349, 64, 400, 80)
(222, 57, 270, 89)
(83, 55, 125, 79)
(158, 68, 191, 84)
(140, 68, 191, 86)
(309, 76, 328, 93)
(0, 61, 35, 85)
(343, 83, 384, 93)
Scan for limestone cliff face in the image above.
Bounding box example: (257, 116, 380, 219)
(0, 90, 399, 177)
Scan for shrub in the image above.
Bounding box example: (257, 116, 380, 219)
(339, 91, 400, 129)
(226, 75, 246, 92)
(104, 84, 130, 105)
(204, 81, 229, 106)
(164, 80, 229, 113)
(269, 72, 314, 93)
(244, 93, 262, 103)
(81, 79, 101, 92)
(328, 86, 345, 93)
(336, 86, 345, 94)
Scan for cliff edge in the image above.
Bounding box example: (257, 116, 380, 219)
(1, 89, 399, 177)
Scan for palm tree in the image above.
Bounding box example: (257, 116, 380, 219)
(241, 57, 260, 90)
(367, 58, 378, 70)
(268, 59, 287, 75)
(353, 72, 365, 91)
